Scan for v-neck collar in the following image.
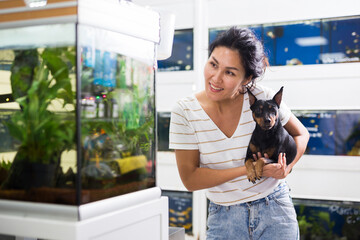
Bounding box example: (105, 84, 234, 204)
(193, 94, 246, 139)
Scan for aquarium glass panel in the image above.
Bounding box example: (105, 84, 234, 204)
(158, 29, 193, 71)
(294, 198, 360, 239)
(0, 23, 77, 204)
(209, 16, 360, 66)
(293, 110, 360, 156)
(264, 21, 323, 65)
(321, 17, 360, 64)
(0, 23, 156, 206)
(78, 25, 156, 204)
(157, 112, 171, 151)
(162, 190, 193, 233)
(209, 25, 262, 48)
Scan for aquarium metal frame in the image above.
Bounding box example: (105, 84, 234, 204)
(75, 22, 82, 206)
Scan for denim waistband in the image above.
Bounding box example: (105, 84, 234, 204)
(209, 182, 290, 208)
(213, 182, 290, 208)
(246, 182, 289, 205)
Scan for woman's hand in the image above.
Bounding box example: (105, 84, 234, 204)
(254, 152, 292, 179)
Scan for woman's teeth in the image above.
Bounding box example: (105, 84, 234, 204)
(210, 83, 223, 91)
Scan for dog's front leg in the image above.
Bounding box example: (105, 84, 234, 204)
(254, 158, 266, 180)
(245, 159, 257, 183)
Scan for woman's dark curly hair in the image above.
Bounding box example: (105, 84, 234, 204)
(209, 27, 266, 90)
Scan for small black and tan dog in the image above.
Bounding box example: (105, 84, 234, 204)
(245, 87, 297, 183)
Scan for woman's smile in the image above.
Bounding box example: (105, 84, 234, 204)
(209, 82, 224, 92)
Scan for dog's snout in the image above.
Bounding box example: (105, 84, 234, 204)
(264, 118, 271, 124)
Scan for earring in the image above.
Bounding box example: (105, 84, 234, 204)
(244, 80, 255, 93)
(239, 85, 247, 94)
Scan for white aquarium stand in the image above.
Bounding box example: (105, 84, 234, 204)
(0, 187, 169, 240)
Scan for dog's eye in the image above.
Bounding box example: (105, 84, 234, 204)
(270, 107, 277, 114)
(255, 109, 262, 115)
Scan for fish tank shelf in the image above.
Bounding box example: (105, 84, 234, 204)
(0, 0, 159, 206)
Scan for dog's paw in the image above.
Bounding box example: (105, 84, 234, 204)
(245, 159, 257, 184)
(247, 172, 257, 184)
(254, 168, 263, 180)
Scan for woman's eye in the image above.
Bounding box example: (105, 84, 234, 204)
(210, 62, 217, 68)
(226, 71, 235, 76)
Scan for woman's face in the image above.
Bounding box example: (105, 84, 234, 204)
(204, 46, 251, 102)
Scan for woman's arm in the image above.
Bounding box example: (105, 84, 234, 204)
(263, 114, 309, 179)
(175, 149, 247, 191)
(284, 114, 310, 170)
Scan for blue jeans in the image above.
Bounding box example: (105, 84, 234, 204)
(206, 182, 299, 240)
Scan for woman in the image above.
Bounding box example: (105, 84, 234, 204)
(169, 27, 309, 239)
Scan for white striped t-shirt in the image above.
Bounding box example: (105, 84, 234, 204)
(169, 85, 292, 206)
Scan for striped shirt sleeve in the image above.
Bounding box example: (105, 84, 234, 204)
(169, 102, 199, 150)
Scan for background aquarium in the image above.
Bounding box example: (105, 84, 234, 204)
(294, 198, 360, 240)
(209, 16, 360, 67)
(0, 23, 156, 205)
(293, 110, 360, 156)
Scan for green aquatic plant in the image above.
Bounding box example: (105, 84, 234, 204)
(297, 205, 312, 238)
(1, 47, 76, 189)
(0, 159, 12, 171)
(102, 86, 154, 157)
(309, 211, 336, 239)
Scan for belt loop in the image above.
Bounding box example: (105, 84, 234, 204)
(265, 196, 269, 206)
(286, 181, 292, 192)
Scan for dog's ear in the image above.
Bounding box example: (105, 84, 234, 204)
(247, 88, 257, 106)
(273, 86, 283, 107)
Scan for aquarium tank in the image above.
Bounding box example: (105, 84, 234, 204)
(0, 21, 157, 205)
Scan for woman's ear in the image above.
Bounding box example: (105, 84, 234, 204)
(239, 76, 253, 92)
(243, 75, 253, 86)
(238, 77, 252, 94)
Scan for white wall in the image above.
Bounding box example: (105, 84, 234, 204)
(207, 0, 360, 28)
